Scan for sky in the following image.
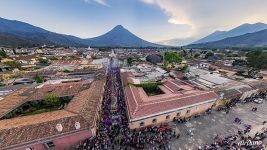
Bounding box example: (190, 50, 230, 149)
(1, 0, 267, 43)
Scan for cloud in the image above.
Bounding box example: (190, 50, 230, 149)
(168, 18, 186, 25)
(141, 0, 267, 37)
(83, 0, 109, 6)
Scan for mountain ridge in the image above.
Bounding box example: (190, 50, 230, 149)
(193, 23, 267, 44)
(0, 17, 162, 47)
(188, 29, 267, 48)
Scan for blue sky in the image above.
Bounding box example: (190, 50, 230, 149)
(1, 0, 267, 43)
(0, 0, 190, 42)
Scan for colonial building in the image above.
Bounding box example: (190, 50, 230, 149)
(122, 72, 218, 129)
(0, 79, 105, 150)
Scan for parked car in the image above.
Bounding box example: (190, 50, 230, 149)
(254, 98, 263, 104)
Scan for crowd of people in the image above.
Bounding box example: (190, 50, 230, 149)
(76, 59, 174, 150)
(76, 59, 266, 150)
(198, 126, 266, 150)
(198, 93, 267, 150)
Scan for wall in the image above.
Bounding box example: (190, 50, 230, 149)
(129, 102, 214, 129)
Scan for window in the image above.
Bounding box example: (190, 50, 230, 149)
(186, 110, 191, 114)
(140, 122, 144, 127)
(176, 112, 181, 116)
(152, 118, 157, 123)
(166, 115, 170, 120)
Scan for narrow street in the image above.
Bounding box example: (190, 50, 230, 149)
(77, 58, 130, 149)
(77, 58, 175, 150)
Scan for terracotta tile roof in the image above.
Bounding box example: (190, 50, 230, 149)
(0, 111, 88, 148)
(15, 54, 38, 61)
(133, 91, 218, 119)
(237, 86, 253, 93)
(26, 81, 91, 101)
(65, 79, 105, 118)
(0, 110, 75, 129)
(245, 81, 267, 92)
(0, 88, 29, 118)
(52, 60, 81, 65)
(215, 88, 242, 99)
(0, 79, 106, 149)
(122, 72, 219, 121)
(26, 70, 58, 77)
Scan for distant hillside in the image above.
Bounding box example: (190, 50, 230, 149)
(0, 17, 85, 47)
(188, 29, 267, 48)
(0, 32, 34, 47)
(0, 17, 162, 47)
(193, 23, 267, 44)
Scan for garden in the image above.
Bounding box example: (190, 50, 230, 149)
(1, 94, 73, 119)
(135, 82, 164, 96)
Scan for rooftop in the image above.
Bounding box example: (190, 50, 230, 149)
(122, 72, 218, 121)
(0, 79, 105, 149)
(0, 80, 92, 119)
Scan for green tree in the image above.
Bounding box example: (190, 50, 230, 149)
(236, 69, 245, 76)
(204, 52, 214, 59)
(99, 48, 110, 52)
(33, 75, 44, 83)
(3, 61, 21, 69)
(63, 69, 71, 73)
(246, 50, 267, 78)
(194, 53, 200, 58)
(181, 65, 189, 73)
(232, 59, 247, 66)
(246, 50, 267, 70)
(37, 58, 48, 64)
(127, 57, 133, 66)
(44, 94, 60, 106)
(0, 48, 7, 58)
(164, 52, 182, 64)
(136, 82, 162, 96)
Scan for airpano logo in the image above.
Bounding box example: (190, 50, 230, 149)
(238, 140, 262, 146)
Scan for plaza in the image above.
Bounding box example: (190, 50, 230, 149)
(170, 99, 267, 149)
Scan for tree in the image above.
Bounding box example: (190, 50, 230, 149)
(245, 50, 267, 78)
(63, 69, 71, 73)
(44, 94, 60, 106)
(232, 59, 247, 66)
(99, 48, 110, 52)
(236, 69, 245, 76)
(3, 61, 21, 69)
(194, 53, 200, 58)
(204, 52, 214, 59)
(246, 50, 267, 70)
(37, 58, 48, 64)
(33, 75, 44, 83)
(164, 52, 182, 64)
(181, 65, 189, 73)
(127, 57, 133, 66)
(0, 48, 7, 58)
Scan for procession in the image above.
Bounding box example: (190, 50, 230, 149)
(76, 59, 174, 150)
(75, 59, 266, 150)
